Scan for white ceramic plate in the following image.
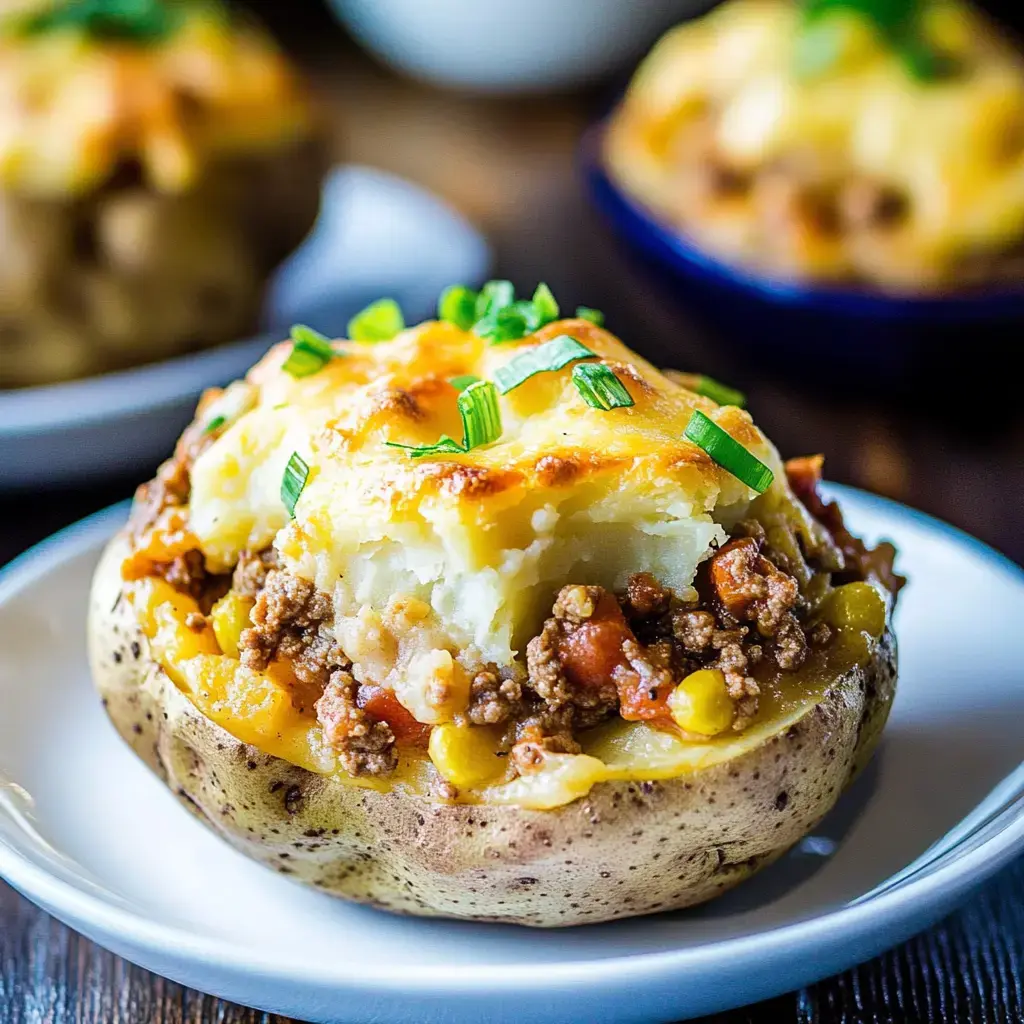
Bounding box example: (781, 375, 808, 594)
(0, 166, 490, 489)
(1, 487, 1023, 1024)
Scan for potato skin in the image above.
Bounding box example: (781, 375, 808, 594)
(89, 533, 897, 927)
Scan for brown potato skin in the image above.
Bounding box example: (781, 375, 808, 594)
(88, 533, 897, 927)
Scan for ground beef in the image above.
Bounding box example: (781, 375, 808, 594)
(525, 587, 623, 722)
(786, 455, 905, 594)
(518, 538, 817, 749)
(231, 547, 280, 598)
(314, 671, 398, 777)
(148, 548, 227, 612)
(465, 670, 524, 726)
(239, 570, 400, 775)
(239, 570, 344, 689)
(622, 572, 671, 618)
(127, 404, 229, 610)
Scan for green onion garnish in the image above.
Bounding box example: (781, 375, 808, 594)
(11, 0, 179, 43)
(387, 380, 503, 459)
(694, 375, 746, 408)
(470, 280, 565, 344)
(493, 335, 594, 395)
(572, 363, 635, 410)
(459, 380, 502, 450)
(532, 283, 560, 326)
(474, 303, 533, 343)
(202, 414, 226, 436)
(348, 298, 405, 343)
(575, 306, 605, 327)
(281, 453, 310, 517)
(438, 285, 479, 331)
(282, 324, 336, 379)
(684, 411, 774, 493)
(796, 0, 957, 83)
(387, 435, 467, 459)
(474, 280, 515, 320)
(449, 374, 481, 392)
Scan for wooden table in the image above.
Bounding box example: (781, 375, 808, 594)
(3, 3, 1024, 1021)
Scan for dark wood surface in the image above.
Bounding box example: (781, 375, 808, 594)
(3, 2, 1024, 1021)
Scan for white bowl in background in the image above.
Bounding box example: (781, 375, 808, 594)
(328, 0, 705, 93)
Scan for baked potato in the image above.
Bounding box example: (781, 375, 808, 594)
(88, 283, 902, 926)
(0, 0, 327, 387)
(605, 0, 1024, 292)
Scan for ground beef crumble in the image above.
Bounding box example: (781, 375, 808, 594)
(315, 671, 398, 777)
(127, 407, 228, 611)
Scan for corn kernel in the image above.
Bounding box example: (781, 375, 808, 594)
(428, 723, 506, 789)
(667, 669, 734, 736)
(820, 582, 886, 639)
(211, 592, 255, 658)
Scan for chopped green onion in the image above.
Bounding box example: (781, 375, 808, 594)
(386, 435, 467, 459)
(470, 280, 568, 343)
(531, 283, 560, 326)
(438, 285, 479, 331)
(281, 453, 310, 517)
(348, 298, 405, 343)
(684, 411, 774, 493)
(474, 304, 533, 343)
(693, 375, 746, 409)
(449, 374, 481, 392)
(493, 335, 594, 395)
(202, 414, 226, 435)
(797, 0, 957, 83)
(282, 324, 336, 378)
(575, 306, 605, 327)
(572, 363, 635, 410)
(387, 380, 503, 458)
(11, 0, 179, 43)
(474, 280, 515, 320)
(458, 380, 502, 450)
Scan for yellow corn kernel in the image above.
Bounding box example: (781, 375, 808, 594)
(820, 582, 886, 639)
(428, 723, 506, 790)
(667, 669, 734, 737)
(211, 592, 255, 659)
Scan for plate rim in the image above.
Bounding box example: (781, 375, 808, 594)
(1, 487, 1023, 996)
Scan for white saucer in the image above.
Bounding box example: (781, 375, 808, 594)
(0, 166, 491, 489)
(1, 487, 1022, 1024)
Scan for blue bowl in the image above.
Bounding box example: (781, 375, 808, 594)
(580, 123, 1024, 382)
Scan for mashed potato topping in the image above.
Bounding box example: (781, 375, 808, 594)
(189, 317, 785, 699)
(606, 0, 1024, 289)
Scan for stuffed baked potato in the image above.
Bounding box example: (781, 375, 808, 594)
(88, 283, 902, 926)
(605, 0, 1024, 292)
(0, 0, 326, 387)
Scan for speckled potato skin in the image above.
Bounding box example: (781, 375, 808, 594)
(88, 534, 897, 927)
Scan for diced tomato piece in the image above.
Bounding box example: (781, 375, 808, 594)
(357, 685, 431, 746)
(557, 593, 631, 690)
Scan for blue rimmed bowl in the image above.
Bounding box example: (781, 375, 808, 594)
(581, 123, 1024, 384)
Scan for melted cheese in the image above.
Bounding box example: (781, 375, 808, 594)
(606, 0, 1024, 288)
(0, 3, 315, 196)
(189, 318, 791, 707)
